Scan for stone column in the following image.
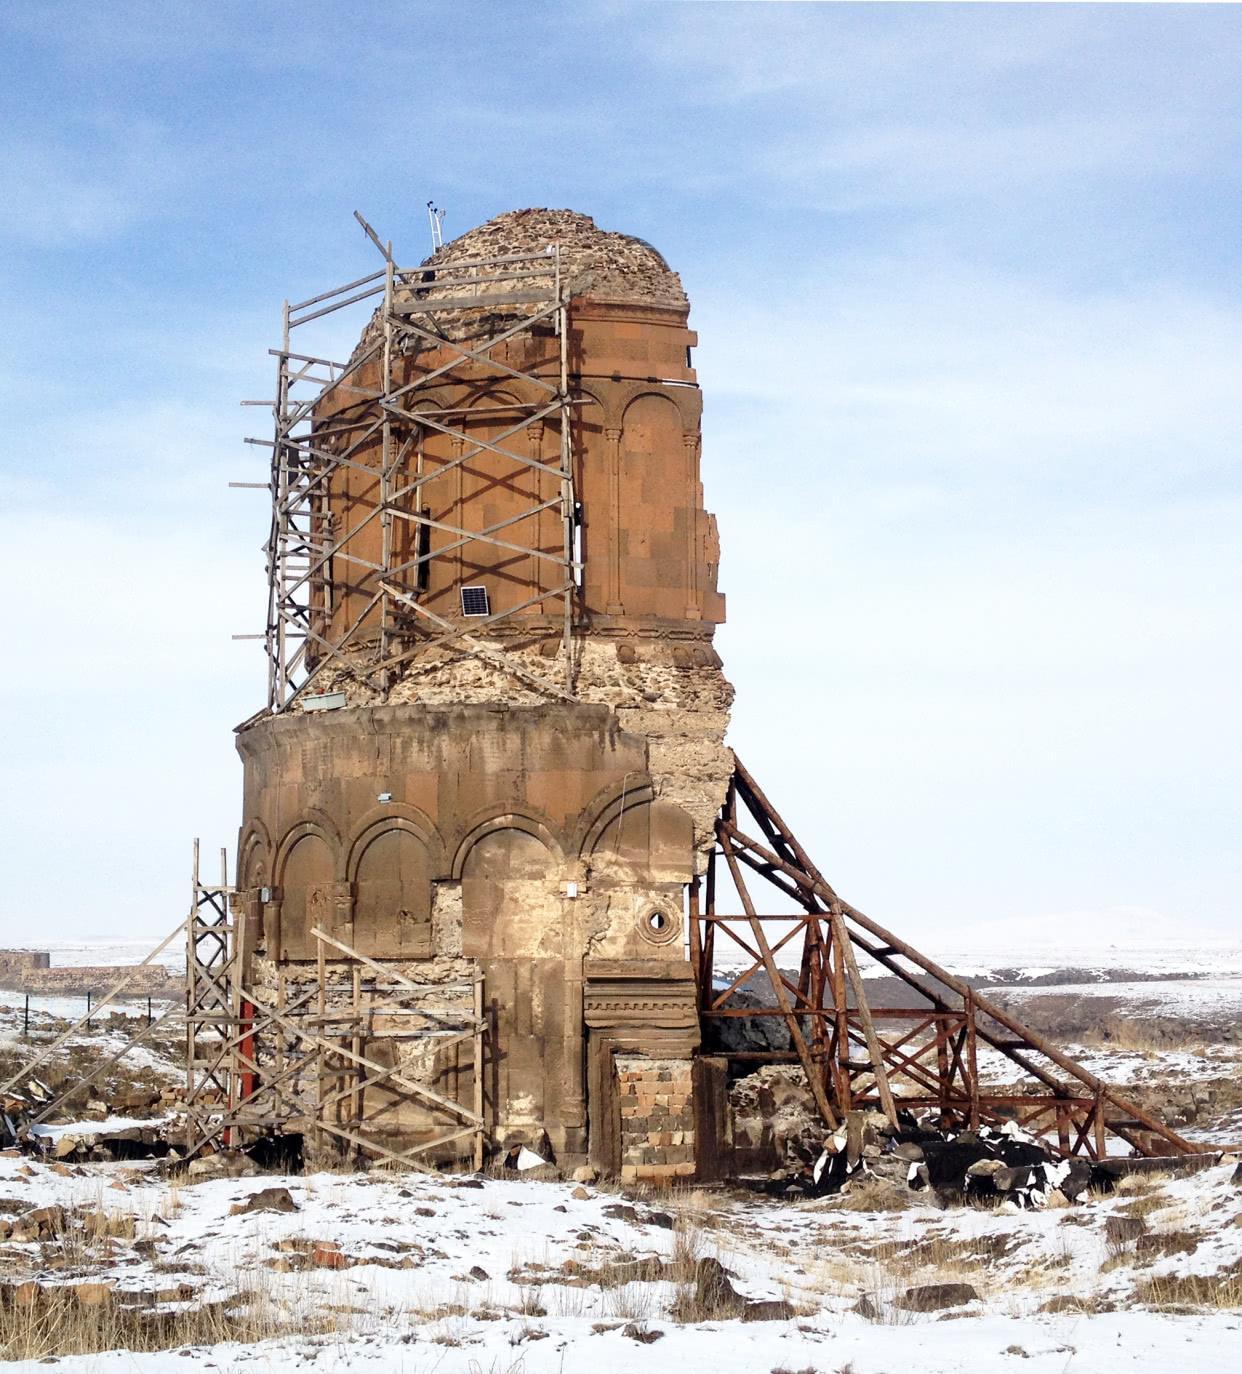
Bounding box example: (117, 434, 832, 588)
(561, 888, 588, 1159)
(605, 427, 625, 615)
(683, 430, 701, 619)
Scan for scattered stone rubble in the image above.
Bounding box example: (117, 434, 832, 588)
(746, 1102, 1222, 1213)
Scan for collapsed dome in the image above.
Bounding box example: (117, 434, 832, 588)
(422, 208, 687, 308)
(353, 209, 688, 356)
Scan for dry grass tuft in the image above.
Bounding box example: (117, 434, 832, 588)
(1118, 1190, 1170, 1219)
(1115, 1170, 1171, 1196)
(1133, 1265, 1242, 1311)
(0, 1286, 327, 1361)
(823, 1176, 913, 1214)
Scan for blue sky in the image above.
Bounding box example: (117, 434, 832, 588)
(1, 2, 1238, 950)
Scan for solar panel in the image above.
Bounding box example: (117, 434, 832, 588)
(460, 585, 490, 617)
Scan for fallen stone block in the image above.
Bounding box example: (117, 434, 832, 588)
(230, 1187, 298, 1216)
(12, 1204, 66, 1241)
(73, 1281, 115, 1306)
(187, 1151, 260, 1182)
(896, 1282, 979, 1312)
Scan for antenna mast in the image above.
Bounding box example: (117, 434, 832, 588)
(427, 201, 445, 250)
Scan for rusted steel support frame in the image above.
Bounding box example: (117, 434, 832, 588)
(706, 918, 810, 1011)
(723, 757, 1197, 1156)
(965, 988, 981, 1129)
(724, 821, 1065, 1096)
(730, 846, 816, 907)
(829, 920, 851, 1110)
(731, 822, 1194, 1154)
(702, 847, 717, 1010)
(688, 878, 702, 992)
(829, 910, 898, 1126)
(853, 1022, 945, 1097)
(718, 825, 838, 1131)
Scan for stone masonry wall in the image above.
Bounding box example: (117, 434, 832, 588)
(616, 1054, 696, 1182)
(0, 952, 178, 997)
(297, 639, 733, 860)
(0, 951, 51, 976)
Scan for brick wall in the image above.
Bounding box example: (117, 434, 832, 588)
(615, 1054, 695, 1182)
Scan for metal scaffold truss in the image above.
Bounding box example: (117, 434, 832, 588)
(243, 212, 582, 713)
(183, 863, 487, 1171)
(693, 757, 1201, 1161)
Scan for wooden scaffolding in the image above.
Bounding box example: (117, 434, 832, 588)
(184, 848, 487, 1170)
(239, 211, 583, 713)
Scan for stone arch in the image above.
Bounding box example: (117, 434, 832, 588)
(238, 818, 272, 890)
(617, 381, 700, 433)
(574, 378, 614, 429)
(461, 825, 562, 960)
(617, 391, 695, 618)
(344, 804, 446, 881)
(273, 812, 342, 881)
(350, 824, 435, 959)
(273, 818, 339, 960)
(450, 805, 565, 881)
(574, 775, 655, 860)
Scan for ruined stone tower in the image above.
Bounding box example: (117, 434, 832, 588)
(233, 209, 732, 1174)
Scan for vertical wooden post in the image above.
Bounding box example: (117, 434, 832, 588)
(965, 989, 980, 1131)
(184, 839, 199, 1152)
(316, 934, 327, 1160)
(351, 962, 363, 1163)
(274, 969, 286, 1125)
(473, 973, 485, 1172)
(703, 846, 716, 999)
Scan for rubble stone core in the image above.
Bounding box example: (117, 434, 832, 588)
(235, 209, 733, 1174)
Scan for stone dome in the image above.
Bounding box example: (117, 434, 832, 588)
(353, 209, 686, 356)
(421, 208, 687, 309)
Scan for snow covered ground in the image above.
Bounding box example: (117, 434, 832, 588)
(2, 933, 1238, 1368)
(1, 1152, 1240, 1372)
